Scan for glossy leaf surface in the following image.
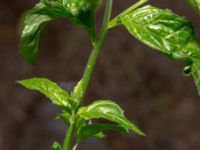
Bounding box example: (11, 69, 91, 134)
(63, 0, 101, 37)
(20, 0, 101, 64)
(120, 5, 200, 60)
(17, 78, 71, 110)
(111, 5, 200, 94)
(78, 100, 145, 136)
(77, 124, 127, 143)
(186, 0, 200, 16)
(20, 0, 68, 64)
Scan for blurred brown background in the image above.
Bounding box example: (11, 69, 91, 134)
(0, 0, 200, 150)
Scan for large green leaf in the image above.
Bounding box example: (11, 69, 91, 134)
(17, 78, 72, 110)
(78, 100, 145, 136)
(120, 5, 200, 60)
(77, 124, 128, 143)
(110, 5, 200, 94)
(186, 0, 200, 16)
(20, 0, 101, 64)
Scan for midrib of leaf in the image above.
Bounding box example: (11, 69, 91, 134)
(122, 16, 196, 61)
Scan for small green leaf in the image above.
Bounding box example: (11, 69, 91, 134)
(17, 78, 72, 111)
(63, 0, 102, 38)
(56, 112, 71, 125)
(78, 100, 145, 136)
(75, 117, 86, 132)
(71, 79, 83, 107)
(186, 0, 200, 16)
(20, 0, 69, 64)
(77, 124, 128, 143)
(52, 141, 62, 150)
(94, 132, 106, 139)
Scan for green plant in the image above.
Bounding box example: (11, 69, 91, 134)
(17, 0, 200, 149)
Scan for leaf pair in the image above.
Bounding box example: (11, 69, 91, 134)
(20, 0, 101, 64)
(17, 78, 145, 145)
(110, 5, 200, 94)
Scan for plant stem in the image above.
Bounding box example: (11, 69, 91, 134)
(109, 0, 148, 28)
(80, 0, 113, 103)
(63, 113, 76, 150)
(62, 1, 113, 150)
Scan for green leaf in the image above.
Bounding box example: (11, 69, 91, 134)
(191, 60, 200, 94)
(63, 0, 101, 38)
(75, 117, 86, 132)
(17, 78, 72, 111)
(71, 79, 84, 107)
(52, 141, 62, 150)
(186, 0, 200, 16)
(120, 5, 200, 60)
(94, 132, 105, 139)
(77, 124, 128, 143)
(56, 112, 71, 125)
(112, 5, 200, 94)
(78, 100, 145, 136)
(20, 0, 69, 64)
(20, 0, 101, 64)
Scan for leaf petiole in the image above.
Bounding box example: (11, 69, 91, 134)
(120, 0, 149, 17)
(109, 0, 148, 28)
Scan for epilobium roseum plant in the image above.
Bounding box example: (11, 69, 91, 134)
(17, 0, 200, 149)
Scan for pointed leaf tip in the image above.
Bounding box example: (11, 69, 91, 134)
(17, 78, 72, 111)
(78, 100, 145, 136)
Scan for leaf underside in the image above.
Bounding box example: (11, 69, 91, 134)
(78, 100, 145, 136)
(77, 124, 128, 143)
